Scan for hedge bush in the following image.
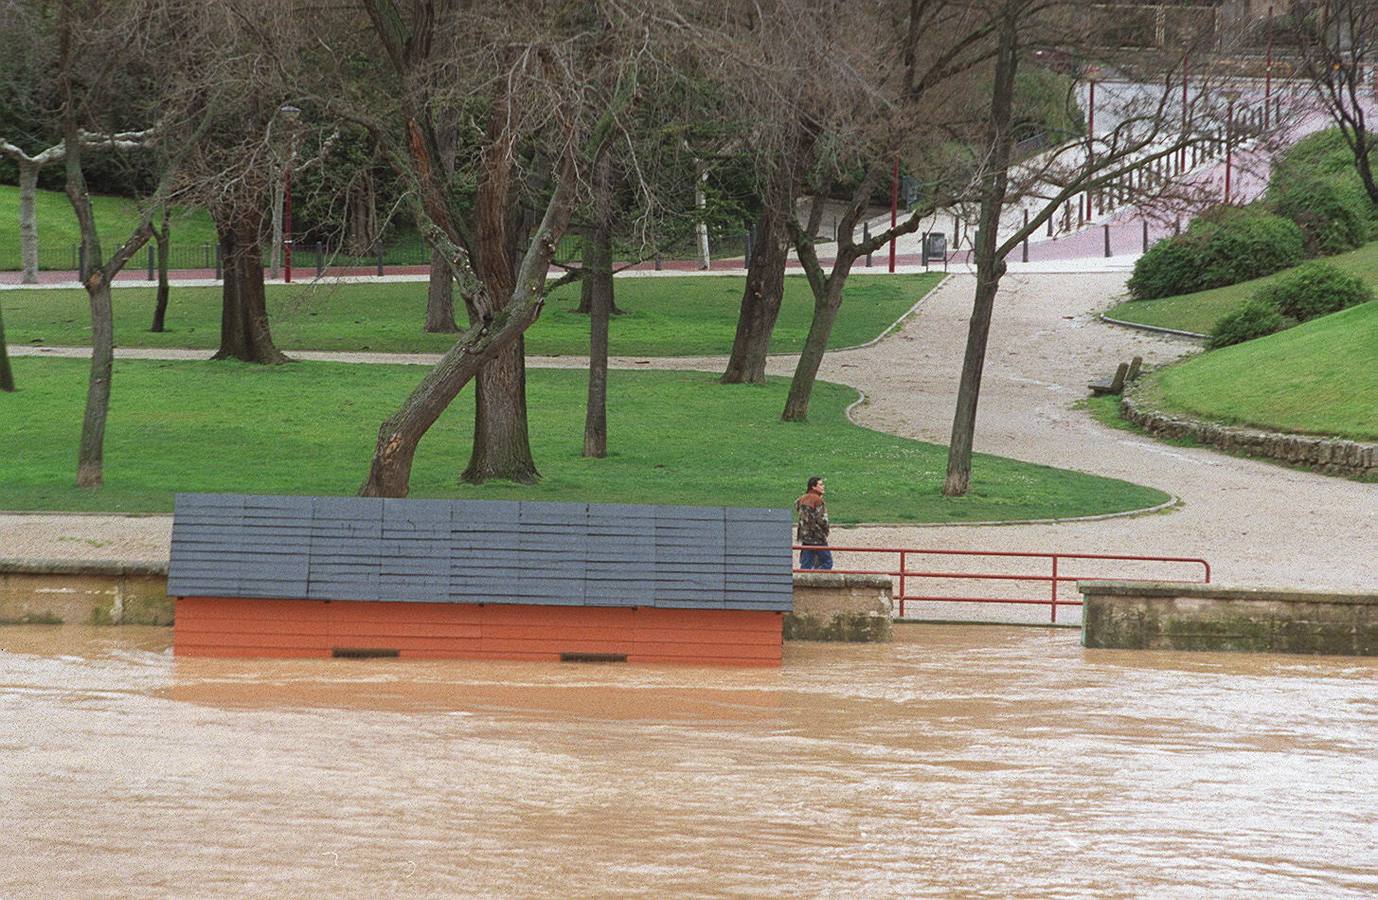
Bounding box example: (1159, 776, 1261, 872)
(1269, 175, 1371, 256)
(1207, 298, 1285, 350)
(1128, 206, 1305, 300)
(1267, 128, 1378, 254)
(1254, 261, 1375, 323)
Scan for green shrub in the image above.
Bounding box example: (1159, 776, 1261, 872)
(1128, 205, 1304, 300)
(1254, 261, 1375, 322)
(1207, 298, 1285, 349)
(1269, 175, 1370, 256)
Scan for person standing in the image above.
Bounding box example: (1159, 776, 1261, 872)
(794, 476, 833, 570)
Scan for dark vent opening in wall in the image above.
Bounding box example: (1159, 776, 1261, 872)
(560, 653, 628, 663)
(332, 647, 401, 659)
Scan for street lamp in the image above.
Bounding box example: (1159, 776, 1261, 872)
(1221, 88, 1241, 204)
(279, 104, 301, 283)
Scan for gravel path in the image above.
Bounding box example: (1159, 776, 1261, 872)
(6, 272, 1374, 623)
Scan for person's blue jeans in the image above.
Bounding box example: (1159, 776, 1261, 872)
(799, 547, 834, 571)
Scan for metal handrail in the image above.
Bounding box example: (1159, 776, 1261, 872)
(792, 544, 1211, 623)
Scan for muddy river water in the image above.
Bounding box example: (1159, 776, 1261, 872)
(2, 623, 1375, 897)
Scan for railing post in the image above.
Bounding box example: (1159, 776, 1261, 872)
(1050, 555, 1059, 624)
(898, 550, 907, 619)
(213, 244, 222, 281)
(315, 241, 324, 278)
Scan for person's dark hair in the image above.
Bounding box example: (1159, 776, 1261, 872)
(806, 476, 823, 490)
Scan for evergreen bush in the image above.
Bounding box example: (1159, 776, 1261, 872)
(1128, 206, 1304, 300)
(1254, 261, 1374, 323)
(1207, 298, 1286, 349)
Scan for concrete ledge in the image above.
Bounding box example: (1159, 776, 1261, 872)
(787, 572, 893, 642)
(1080, 580, 1378, 656)
(0, 559, 172, 625)
(1121, 391, 1378, 478)
(0, 558, 169, 576)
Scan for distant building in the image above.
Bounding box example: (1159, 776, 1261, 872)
(1090, 1, 1284, 50)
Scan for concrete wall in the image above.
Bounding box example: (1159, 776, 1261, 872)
(0, 562, 896, 644)
(0, 560, 173, 625)
(1081, 580, 1378, 656)
(786, 573, 894, 642)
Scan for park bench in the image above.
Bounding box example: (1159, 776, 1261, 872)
(1089, 355, 1142, 396)
(167, 493, 793, 666)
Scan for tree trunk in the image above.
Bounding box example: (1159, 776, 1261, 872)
(78, 276, 115, 487)
(943, 9, 1019, 498)
(462, 340, 539, 483)
(151, 208, 171, 332)
(425, 247, 459, 332)
(458, 113, 539, 484)
(721, 205, 789, 384)
(583, 158, 614, 458)
(0, 299, 15, 392)
(780, 282, 843, 421)
(18, 162, 39, 285)
(212, 209, 289, 364)
(359, 172, 577, 497)
(574, 240, 624, 316)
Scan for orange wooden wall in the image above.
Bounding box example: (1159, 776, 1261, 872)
(175, 598, 783, 667)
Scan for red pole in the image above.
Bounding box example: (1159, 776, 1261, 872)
(1180, 54, 1189, 171)
(1225, 98, 1234, 204)
(283, 165, 293, 284)
(888, 155, 899, 273)
(1085, 78, 1096, 222)
(1265, 8, 1274, 129)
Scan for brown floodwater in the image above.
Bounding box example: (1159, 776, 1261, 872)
(2, 623, 1376, 897)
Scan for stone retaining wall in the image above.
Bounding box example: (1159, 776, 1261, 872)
(1080, 580, 1378, 656)
(0, 559, 173, 625)
(1121, 392, 1378, 478)
(786, 573, 894, 642)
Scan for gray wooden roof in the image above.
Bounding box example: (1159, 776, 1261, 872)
(168, 493, 793, 612)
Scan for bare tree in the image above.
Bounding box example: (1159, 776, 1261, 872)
(1289, 0, 1378, 203)
(0, 129, 152, 284)
(940, 0, 1227, 495)
(51, 0, 181, 487)
(326, 0, 650, 496)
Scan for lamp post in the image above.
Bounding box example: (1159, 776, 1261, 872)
(1180, 53, 1190, 171)
(279, 104, 301, 283)
(1221, 89, 1240, 204)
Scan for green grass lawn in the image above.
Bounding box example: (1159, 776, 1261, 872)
(0, 184, 218, 271)
(1104, 239, 1378, 335)
(2, 356, 1167, 519)
(1137, 300, 1378, 441)
(2, 273, 943, 357)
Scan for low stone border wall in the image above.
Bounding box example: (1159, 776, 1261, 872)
(0, 558, 172, 625)
(786, 573, 894, 642)
(1080, 580, 1378, 656)
(1121, 391, 1378, 478)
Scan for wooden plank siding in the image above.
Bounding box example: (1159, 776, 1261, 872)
(169, 495, 791, 666)
(174, 599, 783, 666)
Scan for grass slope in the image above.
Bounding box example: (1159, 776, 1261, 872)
(0, 184, 218, 271)
(3, 273, 943, 357)
(1140, 300, 1378, 441)
(3, 357, 1167, 518)
(1104, 239, 1378, 334)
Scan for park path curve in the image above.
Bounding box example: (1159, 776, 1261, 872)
(5, 272, 1375, 624)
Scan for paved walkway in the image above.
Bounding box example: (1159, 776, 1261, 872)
(6, 271, 1374, 625)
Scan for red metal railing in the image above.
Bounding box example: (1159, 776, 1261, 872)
(793, 545, 1211, 624)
